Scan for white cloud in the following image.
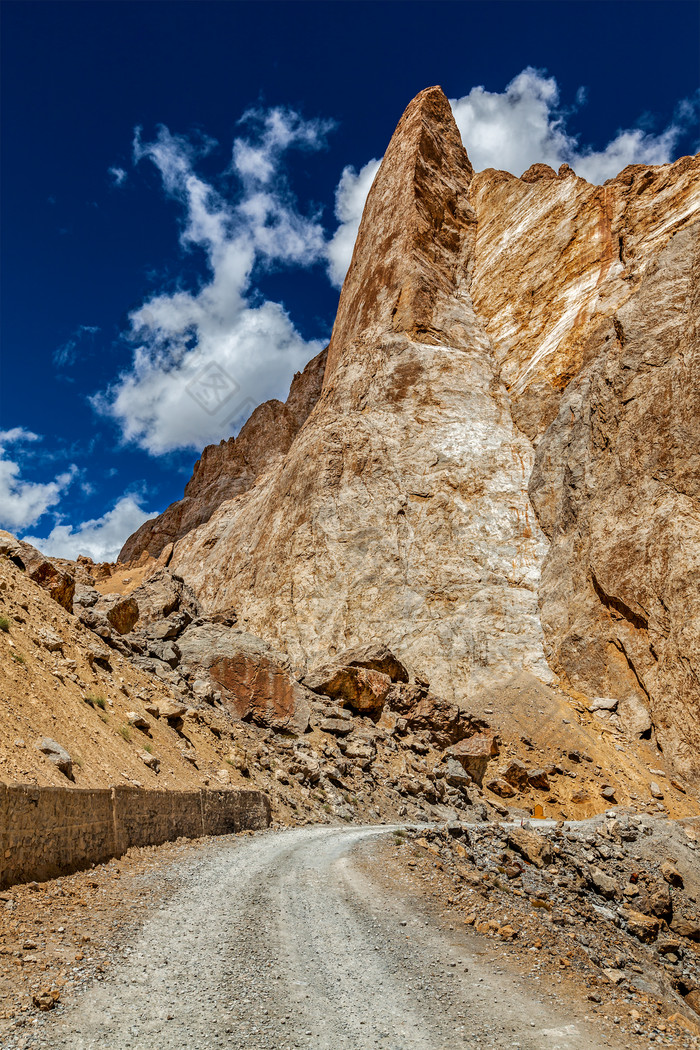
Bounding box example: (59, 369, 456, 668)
(95, 112, 330, 454)
(109, 166, 127, 187)
(326, 158, 381, 288)
(325, 69, 698, 287)
(0, 429, 76, 532)
(450, 67, 694, 183)
(24, 494, 158, 563)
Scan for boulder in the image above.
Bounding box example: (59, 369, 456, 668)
(104, 596, 139, 635)
(129, 568, 199, 627)
(34, 737, 73, 779)
(637, 882, 672, 920)
(177, 624, 310, 734)
(208, 651, 311, 735)
(334, 644, 409, 683)
(486, 777, 516, 798)
(443, 758, 473, 789)
(138, 751, 160, 772)
(671, 917, 700, 941)
(404, 693, 483, 748)
(527, 768, 550, 790)
(445, 732, 499, 785)
(303, 664, 391, 717)
(505, 827, 554, 869)
(126, 711, 151, 732)
(501, 759, 530, 790)
(625, 909, 661, 943)
(661, 860, 684, 888)
(385, 682, 429, 714)
(319, 717, 354, 736)
(589, 866, 616, 900)
(146, 699, 188, 721)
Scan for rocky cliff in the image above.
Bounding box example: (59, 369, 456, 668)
(119, 346, 328, 562)
(121, 86, 700, 778)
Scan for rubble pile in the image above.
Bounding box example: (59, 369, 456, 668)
(401, 812, 700, 1039)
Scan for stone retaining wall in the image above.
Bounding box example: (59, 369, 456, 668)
(0, 783, 271, 889)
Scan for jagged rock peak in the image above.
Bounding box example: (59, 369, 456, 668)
(324, 85, 476, 383)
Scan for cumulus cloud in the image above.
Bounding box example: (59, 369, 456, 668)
(0, 429, 76, 532)
(95, 110, 331, 454)
(326, 158, 381, 288)
(450, 67, 696, 183)
(325, 69, 699, 286)
(24, 494, 158, 563)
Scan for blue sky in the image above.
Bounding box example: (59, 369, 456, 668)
(1, 0, 699, 560)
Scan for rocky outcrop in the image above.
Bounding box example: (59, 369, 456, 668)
(118, 347, 328, 562)
(115, 85, 699, 779)
(167, 87, 555, 707)
(0, 531, 75, 612)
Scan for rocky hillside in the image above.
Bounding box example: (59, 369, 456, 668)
(119, 85, 700, 782)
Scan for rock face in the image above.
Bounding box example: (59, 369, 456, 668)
(177, 624, 312, 735)
(163, 86, 555, 704)
(118, 347, 328, 562)
(120, 85, 700, 777)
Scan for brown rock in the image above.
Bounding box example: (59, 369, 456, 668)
(501, 759, 530, 790)
(105, 596, 139, 635)
(404, 694, 483, 748)
(625, 909, 661, 943)
(637, 882, 672, 920)
(126, 711, 151, 732)
(210, 651, 311, 735)
(684, 991, 700, 1018)
(527, 768, 550, 790)
(671, 917, 700, 941)
(303, 664, 391, 717)
(661, 860, 684, 888)
(0, 532, 76, 611)
(32, 987, 60, 1011)
(486, 777, 516, 798)
(446, 732, 499, 785)
(336, 644, 409, 683)
(148, 699, 188, 721)
(176, 623, 311, 734)
(506, 827, 554, 869)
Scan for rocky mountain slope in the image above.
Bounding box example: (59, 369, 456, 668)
(119, 86, 700, 781)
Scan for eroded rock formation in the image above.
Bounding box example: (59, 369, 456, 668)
(120, 86, 700, 776)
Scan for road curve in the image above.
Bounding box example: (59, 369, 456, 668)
(44, 825, 623, 1050)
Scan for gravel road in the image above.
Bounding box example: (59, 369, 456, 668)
(41, 825, 627, 1050)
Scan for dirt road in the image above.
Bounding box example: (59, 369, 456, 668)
(33, 825, 628, 1050)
